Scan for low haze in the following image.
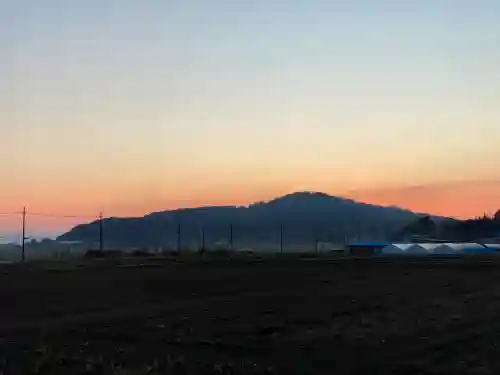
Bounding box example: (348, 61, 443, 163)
(1, 0, 500, 235)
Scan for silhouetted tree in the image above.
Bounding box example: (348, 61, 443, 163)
(494, 210, 500, 222)
(396, 215, 437, 239)
(440, 212, 500, 241)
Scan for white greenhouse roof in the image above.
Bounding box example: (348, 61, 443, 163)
(484, 244, 500, 250)
(381, 244, 413, 254)
(404, 246, 426, 254)
(448, 243, 483, 250)
(406, 243, 437, 253)
(380, 242, 500, 256)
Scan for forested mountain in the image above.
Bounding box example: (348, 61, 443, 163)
(58, 191, 442, 249)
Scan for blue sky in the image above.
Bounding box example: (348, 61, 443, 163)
(1, 0, 500, 236)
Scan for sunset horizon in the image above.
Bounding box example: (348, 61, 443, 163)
(2, 2, 500, 370)
(2, 178, 500, 239)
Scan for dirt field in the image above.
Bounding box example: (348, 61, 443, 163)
(2, 255, 500, 374)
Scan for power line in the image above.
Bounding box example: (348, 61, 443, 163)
(176, 221, 181, 252)
(27, 212, 98, 219)
(1, 211, 98, 219)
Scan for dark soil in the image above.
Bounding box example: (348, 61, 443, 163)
(1, 256, 500, 374)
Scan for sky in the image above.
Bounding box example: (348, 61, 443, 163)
(1, 0, 500, 237)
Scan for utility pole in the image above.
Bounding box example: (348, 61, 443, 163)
(228, 223, 233, 251)
(200, 226, 205, 253)
(99, 211, 103, 252)
(312, 224, 317, 255)
(176, 221, 181, 252)
(21, 206, 26, 262)
(279, 223, 284, 253)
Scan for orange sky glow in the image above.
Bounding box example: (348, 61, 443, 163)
(1, 179, 499, 237)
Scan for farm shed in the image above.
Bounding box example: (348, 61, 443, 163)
(347, 242, 388, 257)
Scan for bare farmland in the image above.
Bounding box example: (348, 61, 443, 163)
(1, 256, 500, 374)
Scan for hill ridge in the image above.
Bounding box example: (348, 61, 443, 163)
(58, 191, 441, 249)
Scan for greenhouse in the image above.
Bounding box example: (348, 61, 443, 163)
(406, 243, 436, 255)
(380, 243, 413, 255)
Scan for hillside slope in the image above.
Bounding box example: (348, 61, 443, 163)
(58, 191, 439, 249)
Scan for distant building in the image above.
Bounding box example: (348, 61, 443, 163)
(347, 242, 388, 257)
